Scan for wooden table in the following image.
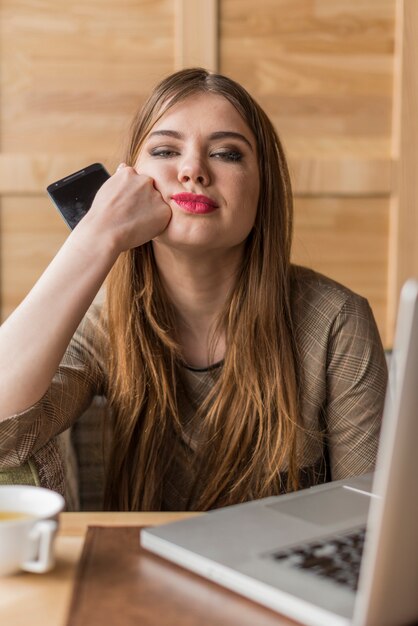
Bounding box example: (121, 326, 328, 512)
(0, 512, 199, 626)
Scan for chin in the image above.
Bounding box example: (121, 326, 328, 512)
(153, 236, 218, 255)
(154, 224, 221, 251)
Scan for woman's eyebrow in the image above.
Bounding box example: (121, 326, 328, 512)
(147, 130, 183, 140)
(147, 129, 254, 151)
(208, 131, 254, 151)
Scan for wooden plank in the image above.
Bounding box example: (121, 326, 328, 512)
(220, 0, 395, 155)
(0, 154, 117, 195)
(289, 156, 392, 196)
(174, 0, 218, 70)
(387, 0, 418, 341)
(0, 196, 68, 320)
(292, 196, 389, 343)
(0, 0, 174, 154)
(0, 153, 391, 196)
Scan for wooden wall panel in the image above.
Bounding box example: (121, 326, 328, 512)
(220, 0, 395, 157)
(174, 0, 218, 70)
(0, 0, 175, 320)
(292, 197, 389, 338)
(387, 0, 418, 335)
(1, 0, 174, 156)
(1, 197, 68, 318)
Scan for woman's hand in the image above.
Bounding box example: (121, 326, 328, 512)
(82, 163, 172, 254)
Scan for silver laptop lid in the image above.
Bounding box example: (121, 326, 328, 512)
(354, 279, 418, 626)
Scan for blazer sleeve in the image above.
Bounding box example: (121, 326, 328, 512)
(0, 303, 106, 470)
(324, 293, 388, 480)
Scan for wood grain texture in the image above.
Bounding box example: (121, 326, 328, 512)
(174, 0, 218, 70)
(387, 0, 418, 337)
(292, 196, 389, 343)
(1, 196, 69, 319)
(0, 513, 199, 626)
(59, 511, 201, 537)
(66, 526, 296, 626)
(220, 0, 395, 156)
(289, 156, 392, 196)
(0, 154, 117, 195)
(0, 0, 174, 153)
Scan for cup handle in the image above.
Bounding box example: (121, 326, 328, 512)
(22, 520, 58, 573)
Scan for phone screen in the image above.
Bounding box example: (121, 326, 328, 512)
(47, 163, 110, 230)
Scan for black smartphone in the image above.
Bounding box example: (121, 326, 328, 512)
(46, 162, 110, 230)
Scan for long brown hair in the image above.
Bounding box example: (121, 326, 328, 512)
(103, 68, 300, 510)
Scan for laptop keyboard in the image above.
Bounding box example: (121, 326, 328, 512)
(272, 527, 366, 591)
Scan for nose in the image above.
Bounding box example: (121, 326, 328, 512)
(178, 153, 210, 186)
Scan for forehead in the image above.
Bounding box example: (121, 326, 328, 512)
(149, 92, 255, 141)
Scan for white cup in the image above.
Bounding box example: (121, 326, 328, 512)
(0, 485, 65, 575)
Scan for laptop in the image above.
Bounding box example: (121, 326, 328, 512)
(141, 279, 418, 626)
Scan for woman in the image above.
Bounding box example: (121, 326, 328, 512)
(0, 68, 387, 511)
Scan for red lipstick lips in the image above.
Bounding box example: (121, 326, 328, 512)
(172, 193, 219, 214)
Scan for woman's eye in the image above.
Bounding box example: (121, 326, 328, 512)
(211, 150, 243, 162)
(149, 148, 178, 158)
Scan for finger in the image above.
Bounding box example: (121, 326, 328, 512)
(116, 162, 127, 172)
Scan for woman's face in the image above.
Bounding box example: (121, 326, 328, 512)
(135, 92, 260, 255)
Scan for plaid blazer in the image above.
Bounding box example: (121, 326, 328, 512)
(0, 266, 388, 510)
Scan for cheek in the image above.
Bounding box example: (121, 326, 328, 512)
(135, 157, 173, 179)
(134, 158, 175, 193)
(234, 172, 259, 218)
